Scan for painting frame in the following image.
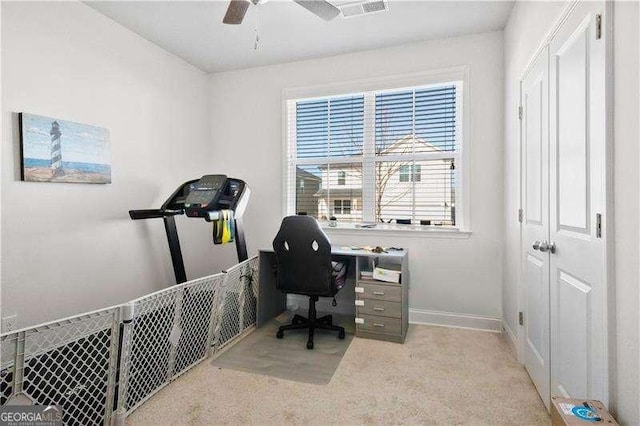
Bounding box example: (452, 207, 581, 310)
(19, 112, 111, 184)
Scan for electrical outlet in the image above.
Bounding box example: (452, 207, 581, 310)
(2, 315, 18, 333)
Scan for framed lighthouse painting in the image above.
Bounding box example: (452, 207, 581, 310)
(19, 113, 111, 184)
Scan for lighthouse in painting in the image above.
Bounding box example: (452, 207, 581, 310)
(50, 120, 62, 175)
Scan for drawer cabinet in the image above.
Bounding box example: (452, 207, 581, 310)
(355, 255, 408, 344)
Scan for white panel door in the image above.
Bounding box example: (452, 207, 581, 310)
(549, 1, 607, 402)
(521, 48, 550, 410)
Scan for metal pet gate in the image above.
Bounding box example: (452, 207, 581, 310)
(0, 256, 259, 425)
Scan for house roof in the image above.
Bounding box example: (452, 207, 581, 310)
(378, 134, 444, 154)
(296, 167, 322, 181)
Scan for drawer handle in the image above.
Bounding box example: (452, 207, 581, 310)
(373, 307, 385, 311)
(373, 323, 385, 327)
(373, 291, 385, 296)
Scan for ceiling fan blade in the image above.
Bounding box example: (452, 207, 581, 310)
(223, 0, 251, 25)
(293, 0, 341, 21)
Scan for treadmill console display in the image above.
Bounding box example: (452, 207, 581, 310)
(184, 175, 228, 217)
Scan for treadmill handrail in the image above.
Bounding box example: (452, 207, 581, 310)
(129, 209, 183, 220)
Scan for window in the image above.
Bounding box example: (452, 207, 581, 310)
(286, 77, 463, 228)
(333, 199, 352, 215)
(399, 164, 421, 183)
(337, 171, 346, 185)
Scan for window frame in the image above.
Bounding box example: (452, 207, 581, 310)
(282, 67, 470, 232)
(333, 199, 342, 214)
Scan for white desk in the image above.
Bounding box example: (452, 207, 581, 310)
(258, 246, 409, 343)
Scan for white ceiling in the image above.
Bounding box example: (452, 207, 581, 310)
(86, 0, 514, 73)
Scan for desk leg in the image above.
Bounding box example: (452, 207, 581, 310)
(257, 252, 287, 327)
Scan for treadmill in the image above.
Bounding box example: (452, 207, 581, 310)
(129, 175, 250, 284)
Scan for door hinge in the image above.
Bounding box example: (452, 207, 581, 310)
(596, 14, 602, 40)
(518, 209, 523, 223)
(519, 312, 524, 326)
(596, 213, 602, 238)
(518, 106, 523, 120)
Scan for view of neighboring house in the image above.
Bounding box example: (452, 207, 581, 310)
(315, 164, 363, 221)
(295, 167, 321, 217)
(296, 135, 455, 225)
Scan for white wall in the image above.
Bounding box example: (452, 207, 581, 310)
(503, 1, 640, 423)
(611, 1, 640, 422)
(208, 31, 505, 328)
(1, 1, 219, 328)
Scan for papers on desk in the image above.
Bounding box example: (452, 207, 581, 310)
(341, 245, 404, 253)
(340, 245, 367, 251)
(373, 265, 401, 283)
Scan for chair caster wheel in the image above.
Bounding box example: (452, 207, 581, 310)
(306, 340, 314, 350)
(276, 330, 284, 339)
(338, 330, 345, 340)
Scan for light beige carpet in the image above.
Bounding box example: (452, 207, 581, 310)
(127, 324, 550, 425)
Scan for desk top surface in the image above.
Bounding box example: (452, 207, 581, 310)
(260, 245, 407, 258)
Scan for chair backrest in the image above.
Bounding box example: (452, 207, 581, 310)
(272, 216, 333, 296)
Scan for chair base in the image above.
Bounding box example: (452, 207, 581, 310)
(276, 296, 345, 349)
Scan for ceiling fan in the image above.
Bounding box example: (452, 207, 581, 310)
(223, 0, 341, 25)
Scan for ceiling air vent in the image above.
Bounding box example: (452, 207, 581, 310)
(338, 0, 389, 19)
(362, 0, 386, 13)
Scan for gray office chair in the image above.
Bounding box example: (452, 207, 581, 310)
(272, 215, 347, 349)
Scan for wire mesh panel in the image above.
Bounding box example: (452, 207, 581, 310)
(121, 272, 226, 414)
(0, 366, 14, 405)
(173, 274, 225, 377)
(0, 333, 18, 405)
(212, 256, 259, 351)
(5, 308, 121, 426)
(121, 288, 177, 412)
(239, 256, 259, 332)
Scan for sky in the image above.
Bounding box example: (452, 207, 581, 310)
(21, 113, 110, 165)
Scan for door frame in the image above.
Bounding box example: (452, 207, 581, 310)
(520, 45, 551, 409)
(516, 0, 614, 406)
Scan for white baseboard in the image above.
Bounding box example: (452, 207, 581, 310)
(502, 320, 519, 355)
(409, 308, 502, 332)
(283, 301, 503, 333)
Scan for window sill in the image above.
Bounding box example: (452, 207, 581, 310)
(320, 222, 472, 239)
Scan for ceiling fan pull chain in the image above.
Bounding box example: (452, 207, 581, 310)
(254, 7, 260, 50)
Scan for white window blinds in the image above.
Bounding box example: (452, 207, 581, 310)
(286, 81, 462, 227)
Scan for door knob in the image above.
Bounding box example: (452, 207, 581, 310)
(533, 240, 556, 253)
